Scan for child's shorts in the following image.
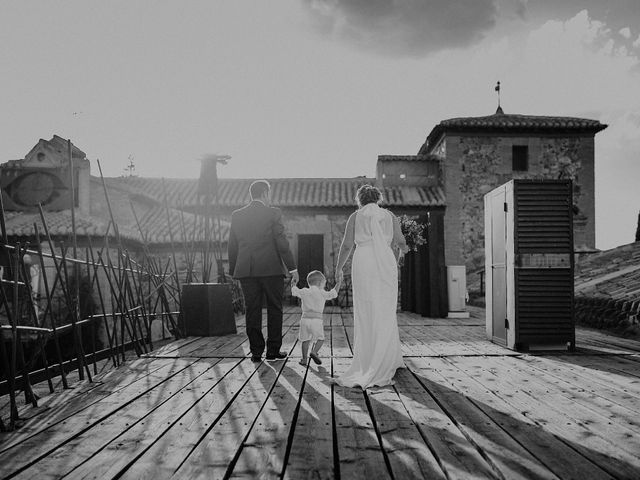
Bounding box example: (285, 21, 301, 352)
(299, 316, 325, 342)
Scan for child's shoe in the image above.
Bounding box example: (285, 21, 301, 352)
(309, 352, 322, 365)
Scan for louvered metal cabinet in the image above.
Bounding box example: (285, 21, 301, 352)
(484, 180, 575, 351)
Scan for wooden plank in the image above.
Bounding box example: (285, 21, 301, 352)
(398, 325, 434, 356)
(12, 358, 225, 479)
(420, 326, 480, 357)
(215, 321, 298, 358)
(171, 358, 292, 479)
(117, 359, 270, 479)
(281, 357, 334, 479)
(518, 355, 640, 412)
(228, 360, 308, 479)
(341, 311, 354, 328)
(513, 355, 640, 416)
(53, 358, 242, 480)
(443, 356, 639, 479)
(145, 336, 214, 358)
(461, 356, 640, 456)
(366, 380, 448, 479)
(142, 336, 202, 357)
(331, 322, 352, 358)
(191, 311, 296, 358)
(0, 357, 177, 452)
(396, 311, 483, 327)
(180, 333, 247, 357)
(0, 357, 199, 475)
(391, 367, 500, 480)
(555, 353, 640, 379)
(407, 357, 611, 480)
(576, 329, 640, 353)
(207, 312, 298, 357)
(0, 380, 101, 428)
(332, 357, 391, 480)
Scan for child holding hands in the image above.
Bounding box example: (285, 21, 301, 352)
(291, 270, 342, 365)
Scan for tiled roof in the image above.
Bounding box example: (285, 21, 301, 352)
(1, 160, 25, 168)
(377, 155, 440, 163)
(423, 112, 607, 153)
(575, 241, 640, 299)
(2, 210, 140, 242)
(137, 206, 230, 245)
(2, 207, 229, 245)
(102, 177, 446, 209)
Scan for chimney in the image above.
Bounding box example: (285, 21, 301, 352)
(77, 158, 91, 214)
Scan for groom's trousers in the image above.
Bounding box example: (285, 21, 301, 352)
(240, 275, 284, 357)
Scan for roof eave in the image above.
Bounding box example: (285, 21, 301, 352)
(422, 123, 608, 154)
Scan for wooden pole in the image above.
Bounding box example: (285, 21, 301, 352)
(86, 240, 118, 368)
(0, 187, 20, 427)
(59, 243, 92, 382)
(97, 251, 142, 357)
(33, 223, 69, 388)
(11, 245, 38, 406)
(161, 179, 182, 294)
(18, 245, 55, 393)
(214, 184, 226, 283)
(37, 206, 90, 381)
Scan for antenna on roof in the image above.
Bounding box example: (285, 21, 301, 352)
(123, 155, 137, 177)
(494, 81, 503, 114)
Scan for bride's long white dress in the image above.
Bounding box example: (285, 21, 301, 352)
(336, 203, 405, 389)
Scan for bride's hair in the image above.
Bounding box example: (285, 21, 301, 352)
(356, 184, 382, 207)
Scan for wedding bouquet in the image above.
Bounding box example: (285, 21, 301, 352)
(399, 215, 427, 252)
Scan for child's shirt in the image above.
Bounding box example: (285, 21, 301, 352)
(291, 285, 338, 318)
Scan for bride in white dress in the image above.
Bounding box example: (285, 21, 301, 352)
(335, 185, 409, 389)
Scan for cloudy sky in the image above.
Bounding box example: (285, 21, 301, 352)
(1, 0, 638, 249)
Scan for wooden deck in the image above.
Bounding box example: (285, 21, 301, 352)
(1, 306, 640, 479)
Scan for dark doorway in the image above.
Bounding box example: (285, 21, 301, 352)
(297, 234, 324, 286)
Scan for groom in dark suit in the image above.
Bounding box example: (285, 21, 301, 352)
(228, 180, 298, 362)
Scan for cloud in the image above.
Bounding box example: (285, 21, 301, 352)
(515, 0, 528, 20)
(634, 34, 640, 48)
(619, 27, 631, 39)
(302, 0, 498, 57)
(436, 8, 640, 248)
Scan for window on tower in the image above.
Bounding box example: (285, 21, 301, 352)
(512, 145, 528, 171)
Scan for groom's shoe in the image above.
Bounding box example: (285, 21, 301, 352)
(250, 355, 262, 363)
(266, 352, 288, 362)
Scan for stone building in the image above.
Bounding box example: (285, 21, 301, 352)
(418, 108, 607, 274)
(1, 108, 608, 316)
(106, 175, 445, 284)
(0, 136, 214, 334)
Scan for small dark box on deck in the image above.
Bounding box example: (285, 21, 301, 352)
(180, 283, 237, 336)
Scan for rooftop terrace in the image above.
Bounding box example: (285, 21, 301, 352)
(1, 307, 639, 479)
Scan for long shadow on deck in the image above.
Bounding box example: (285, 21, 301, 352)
(239, 357, 639, 479)
(392, 366, 637, 480)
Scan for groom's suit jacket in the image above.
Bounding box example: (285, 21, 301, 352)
(228, 200, 296, 278)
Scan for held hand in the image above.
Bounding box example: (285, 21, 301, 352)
(291, 270, 299, 285)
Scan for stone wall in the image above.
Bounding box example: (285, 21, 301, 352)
(284, 213, 350, 302)
(376, 157, 440, 187)
(447, 134, 594, 273)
